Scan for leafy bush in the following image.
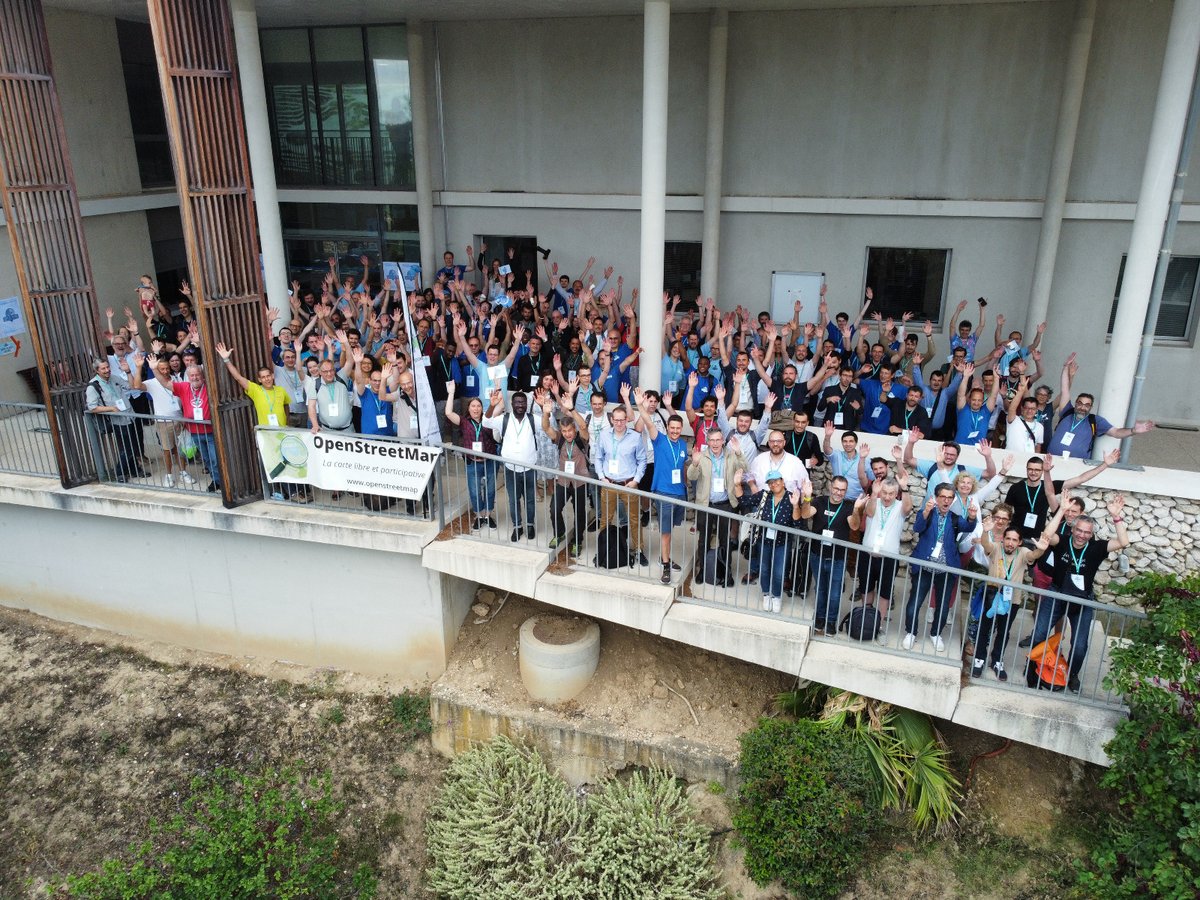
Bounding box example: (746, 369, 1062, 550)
(1077, 573, 1200, 898)
(57, 766, 375, 899)
(425, 736, 722, 900)
(733, 718, 876, 898)
(582, 769, 723, 900)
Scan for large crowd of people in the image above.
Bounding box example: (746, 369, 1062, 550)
(86, 246, 1157, 694)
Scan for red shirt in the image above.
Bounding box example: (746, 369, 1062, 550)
(171, 381, 214, 434)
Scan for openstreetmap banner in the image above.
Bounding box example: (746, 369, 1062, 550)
(256, 430, 441, 500)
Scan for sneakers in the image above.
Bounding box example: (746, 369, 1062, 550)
(660, 563, 671, 585)
(640, 510, 651, 527)
(771, 597, 782, 614)
(902, 633, 916, 651)
(526, 525, 536, 540)
(511, 528, 521, 542)
(1067, 675, 1081, 694)
(206, 482, 218, 493)
(634, 551, 650, 568)
(569, 543, 582, 557)
(993, 661, 1008, 682)
(932, 635, 946, 653)
(548, 535, 562, 549)
(971, 658, 986, 679)
(762, 594, 771, 611)
(179, 471, 195, 485)
(471, 516, 482, 531)
(1017, 634, 1033, 649)
(486, 516, 498, 529)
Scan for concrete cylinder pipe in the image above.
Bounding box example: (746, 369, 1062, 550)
(518, 615, 601, 703)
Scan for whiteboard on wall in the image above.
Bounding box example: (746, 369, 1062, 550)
(770, 272, 825, 325)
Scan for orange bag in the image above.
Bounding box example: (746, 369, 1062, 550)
(1025, 633, 1069, 692)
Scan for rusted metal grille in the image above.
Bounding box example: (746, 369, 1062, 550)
(148, 0, 268, 507)
(0, 0, 104, 487)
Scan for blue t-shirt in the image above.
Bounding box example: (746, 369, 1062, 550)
(687, 370, 717, 411)
(650, 432, 688, 498)
(954, 405, 991, 444)
(359, 390, 394, 436)
(1047, 411, 1111, 458)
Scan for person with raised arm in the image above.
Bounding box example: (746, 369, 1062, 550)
(635, 387, 690, 584)
(799, 475, 863, 636)
(446, 381, 498, 531)
(902, 483, 976, 654)
(1046, 353, 1154, 459)
(128, 350, 192, 487)
(542, 386, 590, 557)
(593, 397, 649, 568)
(954, 361, 1001, 445)
(947, 297, 987, 362)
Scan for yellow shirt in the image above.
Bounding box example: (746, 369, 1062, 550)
(245, 382, 291, 426)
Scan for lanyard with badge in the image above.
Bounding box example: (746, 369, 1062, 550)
(1023, 481, 1042, 529)
(563, 436, 577, 476)
(993, 550, 1018, 615)
(931, 512, 948, 559)
(607, 429, 622, 477)
(266, 387, 281, 427)
(966, 409, 983, 439)
(469, 418, 484, 453)
(821, 500, 843, 546)
(372, 390, 390, 431)
(872, 501, 896, 553)
(1059, 413, 1086, 455)
(1067, 540, 1089, 592)
(765, 495, 785, 542)
(667, 437, 685, 485)
(834, 392, 847, 426)
(191, 385, 206, 421)
(708, 450, 726, 497)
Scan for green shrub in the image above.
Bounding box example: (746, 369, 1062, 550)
(425, 736, 587, 900)
(425, 737, 724, 900)
(390, 690, 432, 744)
(733, 717, 876, 898)
(582, 769, 723, 900)
(57, 766, 375, 899)
(1077, 573, 1200, 898)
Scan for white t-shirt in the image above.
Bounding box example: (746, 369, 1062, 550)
(483, 411, 539, 471)
(1005, 417, 1044, 455)
(749, 452, 810, 497)
(863, 500, 905, 554)
(143, 377, 182, 418)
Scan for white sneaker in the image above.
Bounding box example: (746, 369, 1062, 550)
(771, 597, 782, 614)
(932, 635, 946, 653)
(902, 633, 915, 651)
(180, 471, 195, 485)
(163, 473, 174, 488)
(762, 594, 771, 611)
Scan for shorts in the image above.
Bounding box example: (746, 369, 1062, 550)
(856, 553, 899, 600)
(656, 498, 687, 534)
(155, 419, 182, 451)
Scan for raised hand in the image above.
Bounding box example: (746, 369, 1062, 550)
(215, 342, 232, 360)
(923, 320, 933, 337)
(859, 442, 871, 457)
(1107, 494, 1126, 519)
(865, 287, 874, 302)
(714, 384, 727, 403)
(619, 382, 631, 402)
(956, 299, 968, 312)
(978, 438, 993, 456)
(824, 420, 835, 436)
(890, 444, 902, 461)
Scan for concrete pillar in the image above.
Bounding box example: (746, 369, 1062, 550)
(231, 0, 290, 324)
(1025, 0, 1096, 338)
(700, 9, 728, 304)
(638, 0, 670, 391)
(1098, 0, 1200, 443)
(407, 21, 437, 289)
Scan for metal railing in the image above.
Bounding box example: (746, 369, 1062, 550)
(0, 401, 58, 477)
(257, 426, 444, 522)
(87, 409, 214, 495)
(435, 440, 1144, 710)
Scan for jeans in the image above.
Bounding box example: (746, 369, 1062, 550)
(904, 565, 955, 637)
(810, 551, 847, 628)
(1026, 595, 1094, 680)
(551, 483, 587, 542)
(975, 603, 1013, 665)
(111, 422, 141, 479)
(193, 431, 220, 489)
(758, 537, 789, 599)
(505, 467, 536, 528)
(466, 458, 498, 514)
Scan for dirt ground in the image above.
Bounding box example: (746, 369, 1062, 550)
(0, 607, 444, 898)
(441, 592, 795, 760)
(0, 599, 1105, 899)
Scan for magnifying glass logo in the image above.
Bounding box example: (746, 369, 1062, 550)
(269, 434, 309, 479)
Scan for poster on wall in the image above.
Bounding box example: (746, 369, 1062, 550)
(255, 429, 442, 501)
(382, 262, 422, 293)
(0, 297, 26, 340)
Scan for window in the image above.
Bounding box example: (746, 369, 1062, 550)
(863, 248, 951, 324)
(664, 241, 703, 306)
(116, 20, 173, 189)
(262, 25, 414, 189)
(1108, 255, 1199, 343)
(281, 202, 419, 292)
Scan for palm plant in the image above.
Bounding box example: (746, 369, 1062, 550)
(775, 686, 963, 833)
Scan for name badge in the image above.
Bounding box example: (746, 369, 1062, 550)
(192, 405, 204, 421)
(671, 469, 681, 484)
(821, 528, 834, 545)
(376, 414, 388, 429)
(328, 402, 340, 417)
(871, 407, 882, 418)
(1001, 585, 1013, 603)
(1024, 512, 1038, 529)
(873, 539, 883, 553)
(968, 430, 979, 439)
(1060, 431, 1074, 447)
(834, 412, 844, 426)
(564, 460, 576, 475)
(932, 541, 943, 558)
(466, 374, 476, 388)
(170, 397, 181, 411)
(1062, 451, 1072, 459)
(472, 441, 483, 452)
(115, 398, 128, 411)
(712, 477, 725, 494)
(668, 380, 677, 392)
(267, 414, 279, 427)
(765, 528, 778, 541)
(569, 371, 578, 382)
(607, 459, 619, 475)
(1071, 573, 1085, 591)
(409, 414, 419, 430)
(529, 374, 538, 388)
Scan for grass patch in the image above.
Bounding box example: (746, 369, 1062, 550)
(390, 691, 431, 744)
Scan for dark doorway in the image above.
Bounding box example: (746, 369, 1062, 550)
(479, 235, 540, 294)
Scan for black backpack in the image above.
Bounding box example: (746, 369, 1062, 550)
(696, 548, 732, 587)
(840, 603, 881, 641)
(594, 524, 630, 569)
